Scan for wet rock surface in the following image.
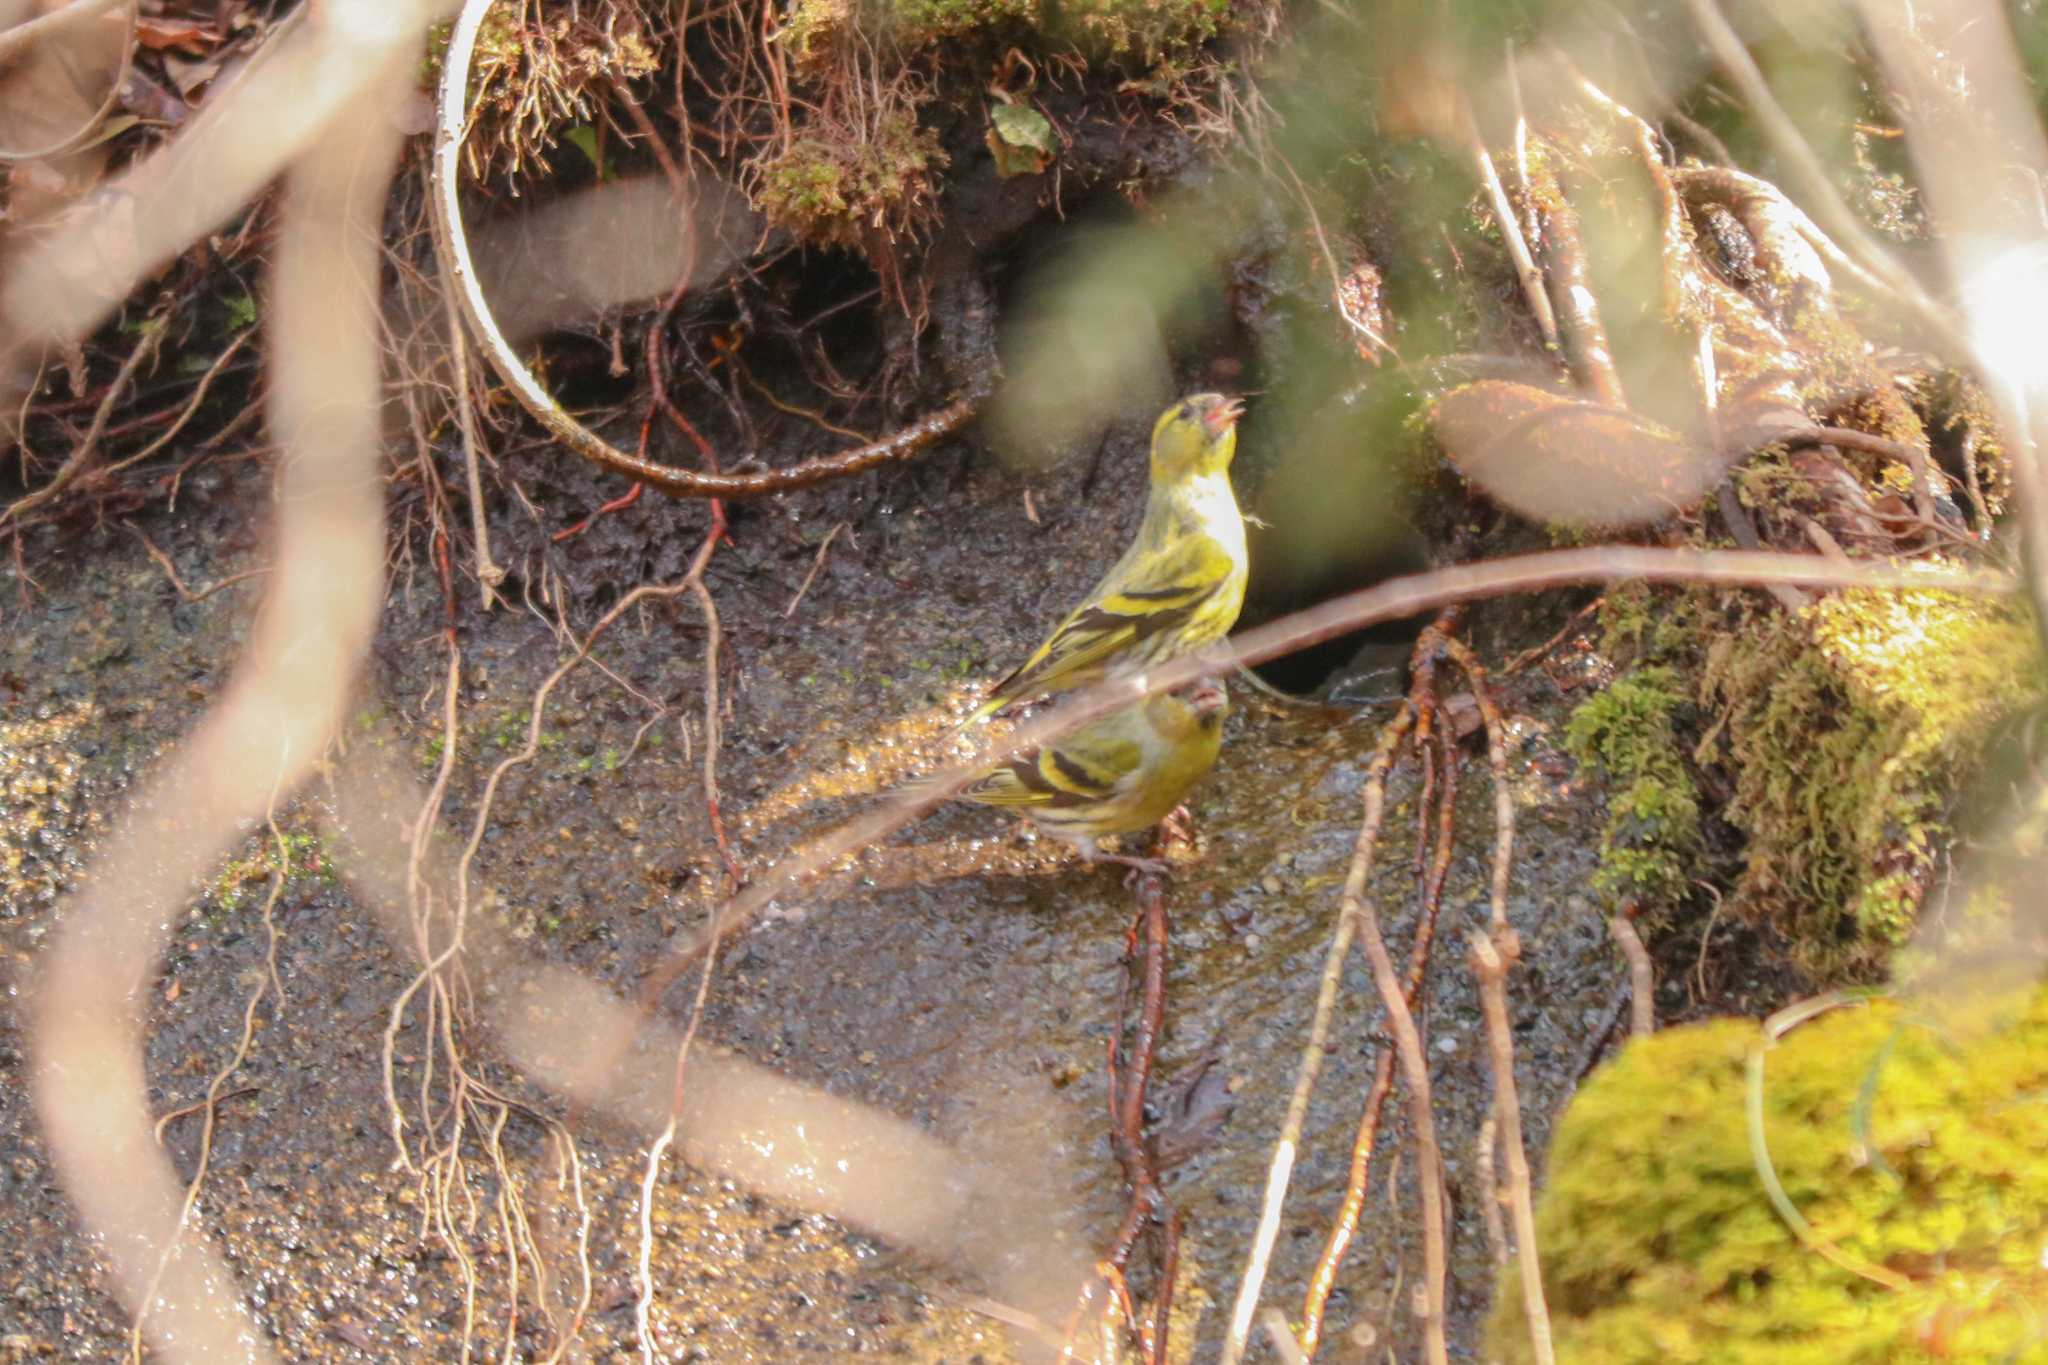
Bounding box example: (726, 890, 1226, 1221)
(1, 417, 1627, 1360)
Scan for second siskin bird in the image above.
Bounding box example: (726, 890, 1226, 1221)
(971, 394, 1248, 721)
(956, 680, 1228, 874)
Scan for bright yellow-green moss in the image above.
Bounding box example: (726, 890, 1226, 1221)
(1490, 986, 2048, 1363)
(1699, 588, 2042, 975)
(1565, 665, 1704, 910)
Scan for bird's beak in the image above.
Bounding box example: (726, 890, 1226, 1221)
(1185, 679, 1227, 714)
(1204, 397, 1245, 435)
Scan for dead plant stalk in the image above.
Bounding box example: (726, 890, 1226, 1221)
(1443, 635, 1554, 1361)
(1299, 626, 1462, 1357)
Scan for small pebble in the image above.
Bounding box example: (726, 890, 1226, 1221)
(1260, 875, 1283, 895)
(1435, 1036, 1458, 1055)
(1242, 932, 1263, 952)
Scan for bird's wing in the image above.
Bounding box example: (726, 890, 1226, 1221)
(962, 729, 1143, 808)
(974, 534, 1234, 718)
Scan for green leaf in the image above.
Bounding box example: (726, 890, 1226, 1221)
(987, 102, 1054, 177)
(562, 124, 602, 178)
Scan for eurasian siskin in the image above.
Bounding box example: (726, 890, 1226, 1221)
(971, 394, 1248, 721)
(957, 680, 1228, 873)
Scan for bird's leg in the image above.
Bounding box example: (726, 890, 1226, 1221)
(1062, 832, 1172, 881)
(1104, 852, 1172, 888)
(1092, 847, 1172, 880)
(1159, 805, 1195, 844)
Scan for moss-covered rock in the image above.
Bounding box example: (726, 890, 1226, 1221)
(1490, 985, 2048, 1363)
(1565, 664, 1704, 909)
(1572, 578, 2040, 974)
(1699, 588, 2042, 974)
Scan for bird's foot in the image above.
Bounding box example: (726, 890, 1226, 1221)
(1094, 851, 1172, 887)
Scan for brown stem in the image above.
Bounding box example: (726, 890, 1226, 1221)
(1353, 853, 1450, 1365)
(1441, 639, 1512, 931)
(1104, 866, 1177, 1363)
(1470, 929, 1555, 1364)
(1610, 910, 1656, 1038)
(1299, 630, 1461, 1357)
(1778, 425, 1942, 522)
(2, 314, 163, 528)
(1475, 1111, 1509, 1270)
(1528, 154, 1627, 408)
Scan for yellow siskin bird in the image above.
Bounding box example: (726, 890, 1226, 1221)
(970, 394, 1248, 722)
(956, 680, 1228, 874)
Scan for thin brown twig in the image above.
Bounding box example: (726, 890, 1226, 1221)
(1610, 909, 1656, 1038)
(1527, 153, 1626, 409)
(1299, 616, 1462, 1357)
(127, 525, 268, 602)
(152, 1087, 262, 1137)
(131, 759, 294, 1363)
(1103, 866, 1179, 1363)
(1444, 639, 1512, 932)
(3, 312, 164, 528)
(742, 368, 873, 443)
(1444, 635, 1553, 1362)
(1273, 150, 1398, 361)
(442, 249, 503, 610)
(1777, 425, 1943, 521)
(689, 525, 742, 888)
(94, 329, 255, 482)
(1469, 929, 1554, 1364)
(1475, 1111, 1508, 1270)
(1501, 596, 1603, 675)
(1463, 98, 1558, 350)
(1351, 814, 1450, 1365)
(784, 522, 844, 618)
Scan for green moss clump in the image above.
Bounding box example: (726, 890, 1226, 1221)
(1056, 0, 1232, 61)
(1565, 665, 1704, 910)
(1596, 578, 1710, 670)
(1700, 589, 2042, 975)
(448, 3, 662, 186)
(755, 109, 946, 250)
(1489, 985, 2048, 1363)
(779, 0, 1231, 65)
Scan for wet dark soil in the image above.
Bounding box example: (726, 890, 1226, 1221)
(2, 408, 1649, 1361)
